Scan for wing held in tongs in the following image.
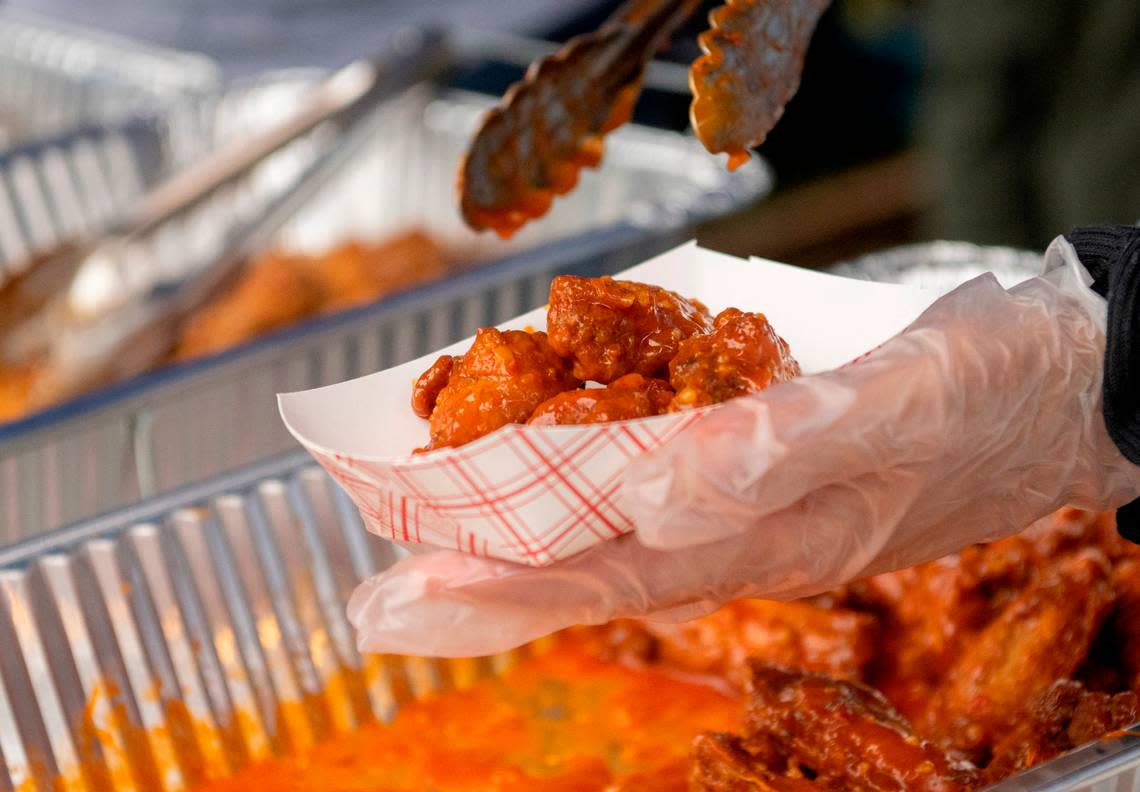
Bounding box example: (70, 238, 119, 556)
(458, 0, 701, 238)
(690, 0, 831, 170)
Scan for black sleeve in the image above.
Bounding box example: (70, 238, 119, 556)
(1065, 224, 1140, 542)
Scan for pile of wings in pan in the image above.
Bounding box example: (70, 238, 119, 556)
(577, 507, 1140, 791)
(458, 0, 832, 237)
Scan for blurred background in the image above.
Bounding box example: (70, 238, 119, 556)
(4, 0, 1138, 264)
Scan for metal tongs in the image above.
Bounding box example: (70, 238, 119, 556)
(457, 0, 831, 238)
(0, 28, 449, 410)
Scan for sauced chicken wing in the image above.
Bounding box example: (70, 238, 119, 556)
(643, 599, 877, 691)
(1111, 558, 1140, 694)
(313, 231, 449, 312)
(843, 536, 1037, 720)
(668, 308, 800, 411)
(175, 251, 326, 361)
(743, 663, 978, 792)
(982, 680, 1140, 784)
(691, 732, 826, 792)
(411, 354, 454, 419)
(416, 328, 579, 451)
(528, 373, 672, 426)
(177, 231, 449, 362)
(546, 275, 713, 382)
(919, 549, 1117, 760)
(981, 680, 1085, 784)
(1067, 687, 1140, 744)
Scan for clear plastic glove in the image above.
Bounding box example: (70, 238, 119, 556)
(348, 237, 1140, 657)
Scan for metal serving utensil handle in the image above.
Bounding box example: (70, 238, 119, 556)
(116, 27, 451, 240)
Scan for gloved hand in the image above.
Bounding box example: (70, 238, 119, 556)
(348, 235, 1140, 657)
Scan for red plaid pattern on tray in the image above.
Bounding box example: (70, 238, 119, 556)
(280, 242, 942, 567)
(311, 410, 706, 566)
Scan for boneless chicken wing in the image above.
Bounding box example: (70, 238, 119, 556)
(668, 308, 800, 411)
(414, 328, 579, 451)
(1067, 687, 1140, 744)
(528, 373, 673, 426)
(411, 354, 454, 419)
(546, 275, 713, 382)
(177, 231, 450, 362)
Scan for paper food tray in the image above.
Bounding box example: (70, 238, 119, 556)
(280, 241, 942, 566)
(0, 449, 1134, 792)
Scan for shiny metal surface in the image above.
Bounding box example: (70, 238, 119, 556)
(0, 9, 218, 159)
(0, 451, 505, 791)
(0, 11, 219, 276)
(827, 240, 1044, 291)
(2, 31, 452, 403)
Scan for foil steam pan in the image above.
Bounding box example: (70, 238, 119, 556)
(0, 452, 1136, 791)
(0, 11, 219, 278)
(0, 9, 218, 154)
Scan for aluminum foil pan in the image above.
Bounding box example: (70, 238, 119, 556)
(0, 9, 218, 153)
(826, 240, 1045, 292)
(0, 119, 167, 278)
(0, 11, 221, 277)
(0, 451, 1134, 792)
(0, 67, 773, 542)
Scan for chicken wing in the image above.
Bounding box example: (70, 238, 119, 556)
(546, 275, 712, 383)
(411, 354, 454, 419)
(1068, 688, 1140, 744)
(668, 308, 800, 411)
(175, 250, 325, 361)
(176, 230, 451, 362)
(417, 328, 579, 451)
(643, 599, 877, 691)
(843, 536, 1036, 721)
(982, 680, 1139, 784)
(690, 732, 827, 792)
(1105, 558, 1140, 694)
(746, 663, 978, 792)
(919, 549, 1117, 760)
(313, 231, 450, 312)
(528, 373, 673, 426)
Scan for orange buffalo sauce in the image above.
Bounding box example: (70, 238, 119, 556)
(189, 640, 740, 792)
